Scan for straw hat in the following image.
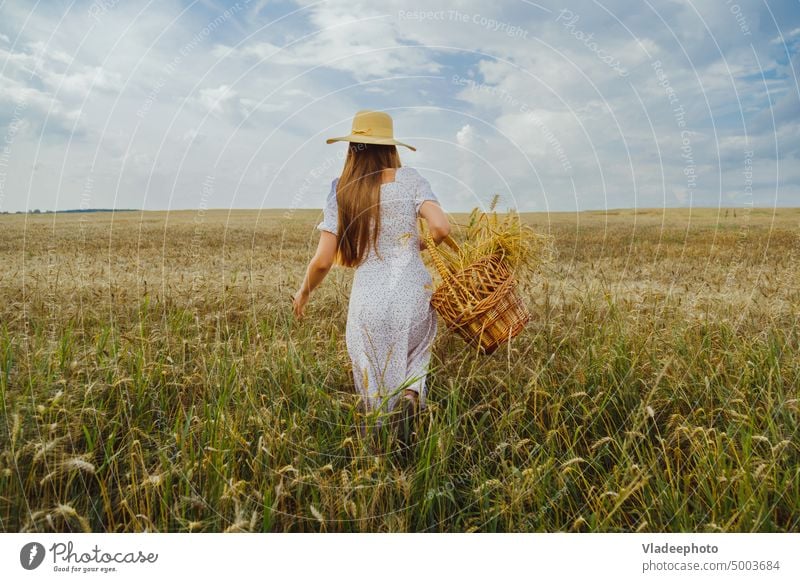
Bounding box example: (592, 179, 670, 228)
(326, 110, 416, 151)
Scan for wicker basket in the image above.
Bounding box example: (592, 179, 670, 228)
(424, 229, 530, 355)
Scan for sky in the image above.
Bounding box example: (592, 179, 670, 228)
(0, 0, 798, 213)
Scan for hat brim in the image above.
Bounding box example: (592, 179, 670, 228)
(325, 135, 416, 151)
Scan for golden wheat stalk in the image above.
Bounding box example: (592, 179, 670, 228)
(430, 196, 553, 283)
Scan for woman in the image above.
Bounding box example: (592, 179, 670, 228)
(292, 110, 451, 432)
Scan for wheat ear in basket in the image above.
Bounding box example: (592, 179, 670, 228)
(423, 228, 531, 355)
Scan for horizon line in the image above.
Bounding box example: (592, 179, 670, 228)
(2, 205, 799, 215)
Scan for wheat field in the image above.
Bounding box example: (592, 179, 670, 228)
(1, 207, 798, 532)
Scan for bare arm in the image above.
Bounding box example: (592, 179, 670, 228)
(301, 231, 337, 292)
(418, 200, 451, 251)
(293, 231, 337, 318)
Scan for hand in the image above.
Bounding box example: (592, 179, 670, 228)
(292, 288, 309, 319)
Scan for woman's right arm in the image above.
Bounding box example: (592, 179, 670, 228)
(419, 200, 450, 250)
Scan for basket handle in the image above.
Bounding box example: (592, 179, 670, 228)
(423, 229, 475, 311)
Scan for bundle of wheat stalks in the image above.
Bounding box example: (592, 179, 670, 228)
(431, 194, 553, 284)
(421, 194, 553, 354)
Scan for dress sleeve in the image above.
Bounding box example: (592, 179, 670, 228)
(409, 168, 440, 215)
(316, 178, 339, 235)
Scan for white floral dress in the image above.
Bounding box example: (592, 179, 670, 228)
(316, 166, 441, 414)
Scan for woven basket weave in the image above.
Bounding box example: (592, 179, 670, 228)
(424, 229, 530, 355)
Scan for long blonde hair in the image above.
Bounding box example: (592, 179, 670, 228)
(334, 142, 401, 268)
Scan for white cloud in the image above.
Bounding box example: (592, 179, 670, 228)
(0, 0, 797, 212)
(196, 84, 237, 113)
(456, 124, 477, 148)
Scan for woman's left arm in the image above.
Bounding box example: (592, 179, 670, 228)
(292, 231, 338, 318)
